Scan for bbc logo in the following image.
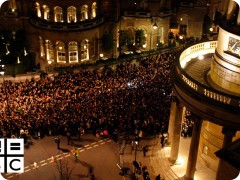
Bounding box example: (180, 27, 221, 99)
(0, 139, 24, 173)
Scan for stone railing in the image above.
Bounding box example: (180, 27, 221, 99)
(179, 41, 217, 68)
(175, 41, 240, 109)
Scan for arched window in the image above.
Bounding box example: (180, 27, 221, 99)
(81, 39, 89, 61)
(39, 36, 45, 58)
(67, 6, 77, 23)
(45, 40, 54, 64)
(69, 41, 78, 63)
(81, 5, 88, 21)
(91, 2, 97, 19)
(56, 41, 66, 63)
(36, 2, 41, 18)
(43, 5, 50, 20)
(54, 6, 63, 22)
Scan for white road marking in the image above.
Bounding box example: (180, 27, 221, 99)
(56, 157, 63, 160)
(14, 139, 110, 176)
(41, 163, 47, 167)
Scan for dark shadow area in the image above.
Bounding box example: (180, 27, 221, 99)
(69, 142, 84, 148)
(59, 148, 70, 153)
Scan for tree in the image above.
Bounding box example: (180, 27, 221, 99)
(119, 30, 131, 47)
(55, 159, 74, 180)
(135, 29, 146, 48)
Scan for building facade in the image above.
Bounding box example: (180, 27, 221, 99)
(0, 0, 213, 71)
(170, 0, 240, 180)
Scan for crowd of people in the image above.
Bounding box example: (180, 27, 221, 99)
(0, 51, 178, 143)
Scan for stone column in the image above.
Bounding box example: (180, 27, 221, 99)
(237, 6, 240, 25)
(216, 127, 238, 180)
(168, 96, 177, 145)
(184, 117, 202, 180)
(168, 100, 183, 164)
(227, 0, 237, 20)
(223, 0, 230, 16)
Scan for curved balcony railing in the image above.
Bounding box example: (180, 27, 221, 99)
(29, 16, 104, 31)
(174, 41, 240, 110)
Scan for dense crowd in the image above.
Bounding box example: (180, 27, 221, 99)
(0, 51, 177, 141)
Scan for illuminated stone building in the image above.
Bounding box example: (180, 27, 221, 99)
(169, 0, 240, 180)
(0, 0, 180, 71)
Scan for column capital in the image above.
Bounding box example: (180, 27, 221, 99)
(222, 127, 237, 137)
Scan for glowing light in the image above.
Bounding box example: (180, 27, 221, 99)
(24, 47, 28, 56)
(142, 44, 146, 48)
(198, 55, 204, 60)
(180, 18, 183, 21)
(17, 56, 20, 64)
(174, 156, 184, 165)
(100, 53, 104, 58)
(179, 35, 183, 40)
(5, 44, 10, 55)
(209, 27, 213, 32)
(153, 22, 158, 29)
(48, 61, 52, 64)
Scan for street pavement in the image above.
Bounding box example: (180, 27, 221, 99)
(1, 132, 215, 180)
(2, 134, 121, 180)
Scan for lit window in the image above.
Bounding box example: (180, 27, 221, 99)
(81, 5, 88, 21)
(69, 41, 78, 63)
(68, 6, 77, 23)
(56, 41, 66, 63)
(43, 5, 50, 20)
(91, 2, 97, 19)
(54, 6, 63, 22)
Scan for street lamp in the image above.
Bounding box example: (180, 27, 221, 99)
(0, 60, 5, 76)
(132, 136, 139, 180)
(149, 21, 158, 58)
(134, 137, 139, 161)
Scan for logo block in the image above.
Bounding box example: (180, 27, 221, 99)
(0, 139, 24, 173)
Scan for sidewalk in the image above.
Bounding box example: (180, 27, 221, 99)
(121, 135, 216, 180)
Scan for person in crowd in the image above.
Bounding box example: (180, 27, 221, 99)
(0, 51, 178, 150)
